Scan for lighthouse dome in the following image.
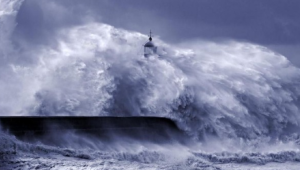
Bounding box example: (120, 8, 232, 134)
(144, 41, 155, 47)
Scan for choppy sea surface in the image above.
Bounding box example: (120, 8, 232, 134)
(2, 0, 300, 169)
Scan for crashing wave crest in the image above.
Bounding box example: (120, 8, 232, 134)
(1, 0, 300, 143)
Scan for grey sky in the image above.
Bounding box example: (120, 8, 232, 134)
(14, 0, 300, 65)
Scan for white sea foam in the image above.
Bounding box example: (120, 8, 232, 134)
(1, 0, 300, 142)
(1, 0, 300, 169)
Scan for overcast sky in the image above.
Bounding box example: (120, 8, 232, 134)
(14, 0, 300, 66)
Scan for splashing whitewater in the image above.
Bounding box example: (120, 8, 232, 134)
(2, 0, 300, 169)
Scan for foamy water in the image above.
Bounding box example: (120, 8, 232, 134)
(1, 0, 300, 169)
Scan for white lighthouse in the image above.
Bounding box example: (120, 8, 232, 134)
(144, 31, 157, 58)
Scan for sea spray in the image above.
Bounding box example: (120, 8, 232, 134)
(1, 0, 300, 145)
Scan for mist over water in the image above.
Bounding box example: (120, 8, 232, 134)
(1, 0, 300, 144)
(3, 0, 300, 169)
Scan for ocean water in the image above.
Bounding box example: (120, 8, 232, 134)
(1, 0, 300, 169)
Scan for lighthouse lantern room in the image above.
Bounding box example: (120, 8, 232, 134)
(144, 30, 157, 57)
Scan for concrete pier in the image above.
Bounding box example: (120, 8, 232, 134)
(0, 116, 188, 144)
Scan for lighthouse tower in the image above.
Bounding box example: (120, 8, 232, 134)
(144, 30, 157, 58)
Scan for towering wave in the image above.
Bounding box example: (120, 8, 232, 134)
(0, 0, 25, 114)
(1, 0, 300, 144)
